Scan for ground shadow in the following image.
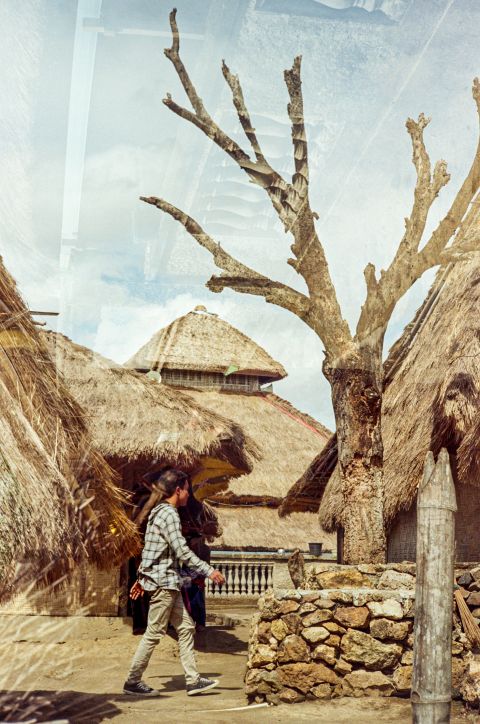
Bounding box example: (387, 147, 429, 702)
(149, 673, 240, 695)
(159, 623, 247, 655)
(194, 625, 248, 655)
(0, 689, 169, 723)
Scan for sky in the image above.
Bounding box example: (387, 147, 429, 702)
(0, 0, 479, 428)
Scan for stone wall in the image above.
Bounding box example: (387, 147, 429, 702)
(245, 563, 479, 704)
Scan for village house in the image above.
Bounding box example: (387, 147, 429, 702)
(0, 256, 139, 610)
(126, 306, 333, 554)
(20, 329, 256, 615)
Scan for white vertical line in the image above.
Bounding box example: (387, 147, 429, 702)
(61, 0, 102, 242)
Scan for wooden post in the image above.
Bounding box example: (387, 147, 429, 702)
(411, 448, 457, 724)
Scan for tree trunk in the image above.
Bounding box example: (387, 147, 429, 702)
(325, 355, 387, 564)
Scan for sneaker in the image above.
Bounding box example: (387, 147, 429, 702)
(186, 676, 219, 696)
(123, 680, 161, 697)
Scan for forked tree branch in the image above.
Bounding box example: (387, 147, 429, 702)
(140, 196, 311, 319)
(152, 8, 353, 363)
(164, 9, 288, 220)
(356, 78, 480, 345)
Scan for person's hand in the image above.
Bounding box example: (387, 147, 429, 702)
(209, 570, 225, 585)
(130, 580, 145, 600)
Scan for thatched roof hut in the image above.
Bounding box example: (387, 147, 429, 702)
(3, 327, 255, 616)
(126, 307, 287, 387)
(43, 331, 256, 499)
(180, 388, 332, 549)
(280, 238, 480, 561)
(127, 308, 333, 552)
(0, 257, 139, 603)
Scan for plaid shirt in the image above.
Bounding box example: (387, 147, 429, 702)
(138, 502, 214, 592)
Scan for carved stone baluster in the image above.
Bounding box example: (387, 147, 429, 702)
(231, 564, 237, 595)
(244, 564, 250, 595)
(224, 564, 229, 596)
(214, 563, 221, 596)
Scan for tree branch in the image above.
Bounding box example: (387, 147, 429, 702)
(140, 196, 311, 319)
(221, 60, 267, 165)
(284, 56, 309, 203)
(418, 78, 480, 265)
(164, 8, 289, 219)
(157, 12, 354, 361)
(164, 8, 205, 117)
(356, 79, 480, 344)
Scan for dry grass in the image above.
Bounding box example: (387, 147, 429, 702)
(454, 589, 480, 647)
(126, 308, 286, 382)
(213, 506, 335, 550)
(178, 387, 330, 499)
(44, 331, 257, 472)
(0, 257, 140, 602)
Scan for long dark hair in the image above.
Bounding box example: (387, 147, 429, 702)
(152, 468, 189, 498)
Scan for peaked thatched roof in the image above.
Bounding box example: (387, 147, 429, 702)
(172, 387, 331, 499)
(280, 220, 480, 531)
(43, 331, 257, 479)
(0, 258, 140, 603)
(125, 308, 287, 382)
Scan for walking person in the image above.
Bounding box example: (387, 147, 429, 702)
(123, 468, 225, 697)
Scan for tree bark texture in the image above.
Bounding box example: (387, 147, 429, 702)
(411, 449, 456, 724)
(325, 355, 386, 564)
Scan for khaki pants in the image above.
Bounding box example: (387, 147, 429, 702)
(126, 588, 198, 685)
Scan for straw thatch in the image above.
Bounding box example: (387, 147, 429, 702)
(213, 507, 335, 551)
(173, 387, 331, 499)
(43, 331, 256, 483)
(126, 308, 287, 383)
(126, 308, 331, 550)
(280, 248, 480, 533)
(0, 257, 140, 602)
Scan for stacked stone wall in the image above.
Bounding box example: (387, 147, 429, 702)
(246, 563, 480, 704)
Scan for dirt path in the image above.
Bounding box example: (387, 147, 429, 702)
(0, 614, 476, 723)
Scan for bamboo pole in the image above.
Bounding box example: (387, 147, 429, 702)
(411, 448, 457, 724)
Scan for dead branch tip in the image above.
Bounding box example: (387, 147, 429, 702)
(363, 263, 377, 290)
(406, 114, 430, 135)
(167, 8, 179, 55)
(221, 59, 231, 79)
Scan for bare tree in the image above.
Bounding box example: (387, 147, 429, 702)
(141, 8, 480, 563)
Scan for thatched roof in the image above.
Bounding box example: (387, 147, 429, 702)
(43, 331, 256, 481)
(213, 506, 335, 552)
(125, 308, 287, 383)
(278, 433, 339, 518)
(0, 258, 140, 602)
(280, 238, 480, 531)
(172, 387, 331, 499)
